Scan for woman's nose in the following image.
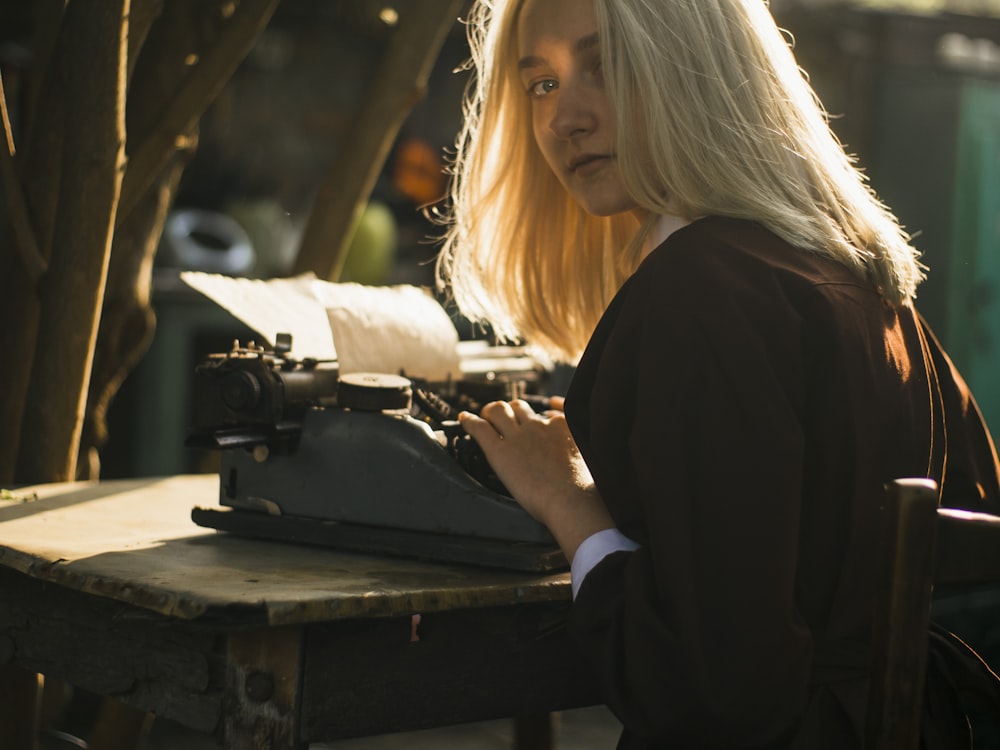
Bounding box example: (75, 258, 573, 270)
(548, 84, 596, 140)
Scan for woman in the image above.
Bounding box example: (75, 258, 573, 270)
(437, 0, 1000, 746)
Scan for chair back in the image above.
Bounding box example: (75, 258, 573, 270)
(866, 477, 1000, 749)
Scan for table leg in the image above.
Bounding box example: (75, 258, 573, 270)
(88, 698, 154, 750)
(513, 713, 557, 750)
(0, 664, 41, 750)
(222, 625, 307, 750)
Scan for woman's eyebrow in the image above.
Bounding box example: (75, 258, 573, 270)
(518, 32, 601, 70)
(518, 54, 545, 71)
(575, 32, 600, 55)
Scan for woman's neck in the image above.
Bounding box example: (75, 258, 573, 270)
(640, 212, 692, 261)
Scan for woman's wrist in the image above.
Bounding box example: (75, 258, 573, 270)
(542, 485, 616, 563)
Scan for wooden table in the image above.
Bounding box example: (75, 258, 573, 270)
(0, 475, 601, 749)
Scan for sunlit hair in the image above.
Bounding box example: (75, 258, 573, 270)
(436, 0, 924, 363)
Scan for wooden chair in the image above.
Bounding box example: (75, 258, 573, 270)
(866, 477, 1000, 749)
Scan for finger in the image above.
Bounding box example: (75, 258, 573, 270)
(517, 394, 561, 413)
(458, 411, 502, 443)
(479, 400, 515, 420)
(549, 395, 565, 411)
(509, 399, 538, 423)
(478, 400, 522, 434)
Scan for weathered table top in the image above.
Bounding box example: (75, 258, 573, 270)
(0, 474, 571, 626)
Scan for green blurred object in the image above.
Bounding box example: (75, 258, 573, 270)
(339, 201, 399, 285)
(868, 64, 1000, 437)
(946, 81, 1000, 438)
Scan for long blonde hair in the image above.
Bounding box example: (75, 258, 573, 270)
(436, 0, 923, 363)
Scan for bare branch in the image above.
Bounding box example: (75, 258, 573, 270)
(293, 0, 465, 281)
(0, 70, 45, 282)
(126, 0, 165, 84)
(116, 0, 281, 226)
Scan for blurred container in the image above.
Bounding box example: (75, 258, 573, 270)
(159, 208, 255, 276)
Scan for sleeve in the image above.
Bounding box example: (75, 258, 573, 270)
(568, 247, 815, 747)
(571, 528, 641, 599)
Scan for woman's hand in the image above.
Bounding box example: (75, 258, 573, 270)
(458, 399, 616, 562)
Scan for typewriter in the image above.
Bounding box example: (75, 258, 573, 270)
(188, 334, 567, 571)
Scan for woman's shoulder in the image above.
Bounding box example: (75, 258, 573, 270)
(585, 215, 883, 362)
(632, 215, 869, 302)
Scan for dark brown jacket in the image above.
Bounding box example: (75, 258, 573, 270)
(565, 217, 1000, 749)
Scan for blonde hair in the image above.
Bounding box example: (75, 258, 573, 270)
(436, 0, 923, 363)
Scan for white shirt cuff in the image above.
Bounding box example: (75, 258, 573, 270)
(571, 527, 640, 599)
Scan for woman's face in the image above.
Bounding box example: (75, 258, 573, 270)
(517, 0, 637, 217)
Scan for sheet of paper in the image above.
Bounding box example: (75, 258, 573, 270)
(180, 272, 462, 381)
(180, 272, 338, 360)
(310, 280, 461, 381)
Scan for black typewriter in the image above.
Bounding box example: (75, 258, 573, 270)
(188, 334, 566, 571)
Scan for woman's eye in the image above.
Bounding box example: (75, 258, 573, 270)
(527, 79, 558, 97)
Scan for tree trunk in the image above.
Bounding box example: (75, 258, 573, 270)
(0, 1, 68, 485)
(0, 0, 281, 484)
(78, 147, 192, 480)
(79, 0, 281, 479)
(15, 0, 129, 483)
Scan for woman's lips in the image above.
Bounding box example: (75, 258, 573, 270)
(570, 154, 611, 177)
